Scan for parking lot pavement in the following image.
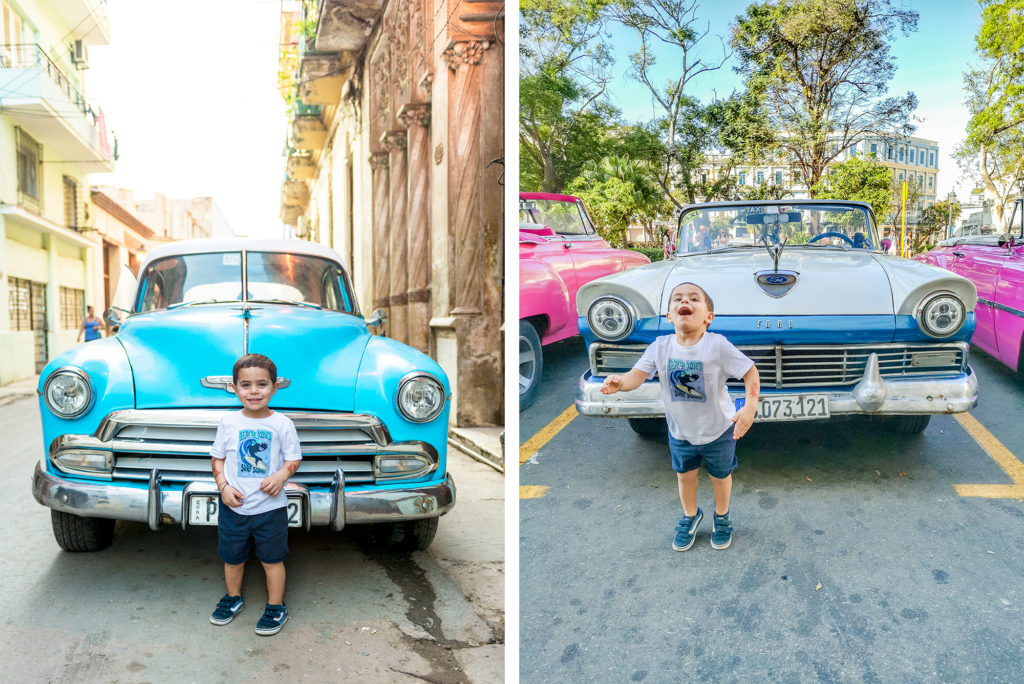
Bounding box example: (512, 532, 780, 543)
(520, 341, 1024, 681)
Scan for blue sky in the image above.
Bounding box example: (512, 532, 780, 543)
(601, 0, 984, 198)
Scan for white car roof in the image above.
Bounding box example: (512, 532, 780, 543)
(140, 238, 346, 272)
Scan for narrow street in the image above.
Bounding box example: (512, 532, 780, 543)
(520, 339, 1024, 681)
(1, 395, 503, 682)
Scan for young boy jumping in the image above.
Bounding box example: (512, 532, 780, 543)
(209, 353, 302, 634)
(602, 282, 760, 551)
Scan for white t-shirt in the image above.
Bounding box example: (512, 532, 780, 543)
(210, 411, 302, 516)
(633, 331, 754, 445)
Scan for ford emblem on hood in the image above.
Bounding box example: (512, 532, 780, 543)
(755, 270, 800, 298)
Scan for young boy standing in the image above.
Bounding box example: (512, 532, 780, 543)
(209, 353, 302, 635)
(602, 282, 760, 551)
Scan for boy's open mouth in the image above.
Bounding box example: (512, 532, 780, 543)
(676, 305, 693, 317)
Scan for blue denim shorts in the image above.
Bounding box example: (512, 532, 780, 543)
(217, 505, 289, 565)
(668, 427, 738, 478)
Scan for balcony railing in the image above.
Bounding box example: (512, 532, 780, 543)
(0, 43, 113, 163)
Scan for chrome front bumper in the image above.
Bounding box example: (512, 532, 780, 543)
(576, 360, 979, 418)
(33, 462, 455, 531)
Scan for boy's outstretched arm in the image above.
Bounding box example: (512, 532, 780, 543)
(732, 365, 760, 439)
(601, 368, 649, 395)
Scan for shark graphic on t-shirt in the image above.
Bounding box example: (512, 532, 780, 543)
(668, 359, 706, 402)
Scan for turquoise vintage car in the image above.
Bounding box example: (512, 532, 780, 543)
(32, 239, 454, 552)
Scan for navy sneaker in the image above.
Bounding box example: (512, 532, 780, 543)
(672, 508, 703, 551)
(711, 511, 733, 550)
(210, 594, 243, 625)
(255, 603, 289, 635)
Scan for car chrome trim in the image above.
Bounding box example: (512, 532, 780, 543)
(201, 376, 292, 392)
(575, 367, 979, 417)
(33, 463, 455, 527)
(330, 468, 345, 531)
(977, 297, 1024, 319)
(588, 341, 969, 389)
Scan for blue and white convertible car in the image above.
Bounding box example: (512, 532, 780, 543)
(33, 239, 454, 551)
(575, 200, 979, 436)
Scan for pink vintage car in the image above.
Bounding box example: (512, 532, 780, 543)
(519, 192, 651, 408)
(915, 202, 1024, 372)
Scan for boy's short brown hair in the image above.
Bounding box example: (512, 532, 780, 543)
(669, 282, 714, 313)
(232, 353, 277, 384)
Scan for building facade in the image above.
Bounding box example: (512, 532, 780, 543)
(0, 0, 113, 382)
(701, 133, 941, 222)
(278, 0, 504, 428)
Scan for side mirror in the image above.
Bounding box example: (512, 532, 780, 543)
(104, 308, 123, 328)
(366, 308, 388, 336)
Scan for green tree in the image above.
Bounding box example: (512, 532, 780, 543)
(915, 199, 962, 250)
(956, 0, 1024, 230)
(569, 155, 669, 246)
(610, 0, 730, 207)
(520, 0, 619, 192)
(811, 155, 893, 219)
(732, 0, 919, 194)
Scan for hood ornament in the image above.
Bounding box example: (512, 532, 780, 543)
(201, 376, 291, 392)
(756, 236, 799, 298)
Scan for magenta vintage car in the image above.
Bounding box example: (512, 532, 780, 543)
(519, 192, 650, 408)
(915, 200, 1024, 372)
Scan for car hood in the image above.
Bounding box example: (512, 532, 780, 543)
(118, 304, 371, 410)
(661, 249, 894, 315)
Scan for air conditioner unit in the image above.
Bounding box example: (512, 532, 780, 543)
(72, 40, 89, 70)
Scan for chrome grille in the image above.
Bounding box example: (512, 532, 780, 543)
(100, 409, 399, 485)
(590, 342, 968, 389)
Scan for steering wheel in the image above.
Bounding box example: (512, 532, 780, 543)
(808, 231, 855, 246)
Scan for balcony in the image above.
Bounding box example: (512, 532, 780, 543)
(315, 0, 387, 52)
(0, 44, 115, 172)
(286, 153, 316, 180)
(50, 0, 111, 45)
(297, 52, 351, 106)
(291, 113, 327, 151)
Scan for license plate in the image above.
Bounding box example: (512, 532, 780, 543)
(737, 394, 830, 422)
(188, 495, 304, 528)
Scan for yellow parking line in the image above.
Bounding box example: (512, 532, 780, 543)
(520, 486, 550, 499)
(953, 412, 1024, 499)
(519, 404, 578, 465)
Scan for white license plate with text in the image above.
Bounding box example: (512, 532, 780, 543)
(737, 394, 830, 422)
(188, 495, 304, 528)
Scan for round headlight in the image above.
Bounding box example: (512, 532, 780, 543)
(587, 296, 634, 341)
(918, 293, 966, 338)
(43, 368, 93, 419)
(397, 373, 446, 423)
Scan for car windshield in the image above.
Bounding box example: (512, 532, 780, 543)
(519, 199, 589, 235)
(135, 251, 355, 313)
(676, 203, 877, 254)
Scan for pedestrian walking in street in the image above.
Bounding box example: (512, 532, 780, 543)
(601, 282, 760, 551)
(209, 353, 302, 635)
(77, 306, 105, 342)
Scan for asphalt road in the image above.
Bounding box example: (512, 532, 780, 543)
(1, 396, 503, 682)
(520, 338, 1024, 682)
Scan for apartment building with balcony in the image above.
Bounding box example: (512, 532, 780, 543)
(277, 0, 504, 428)
(701, 133, 941, 223)
(0, 0, 114, 382)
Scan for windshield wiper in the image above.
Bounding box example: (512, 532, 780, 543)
(166, 299, 234, 310)
(247, 298, 323, 310)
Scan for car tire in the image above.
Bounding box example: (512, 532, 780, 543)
(628, 418, 668, 439)
(887, 415, 931, 434)
(365, 517, 439, 551)
(51, 510, 115, 552)
(519, 320, 543, 410)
